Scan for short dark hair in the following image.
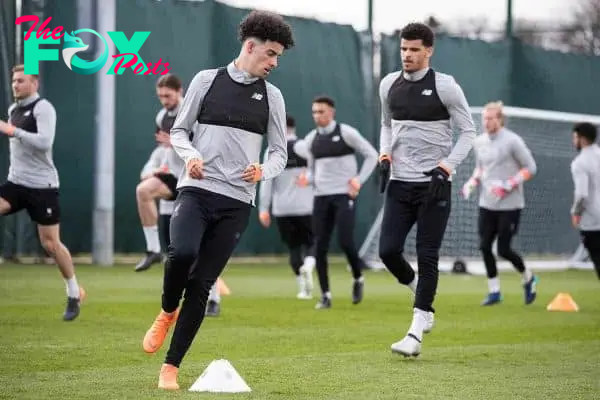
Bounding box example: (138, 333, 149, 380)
(573, 122, 597, 143)
(400, 22, 435, 47)
(12, 64, 39, 80)
(156, 74, 182, 91)
(312, 95, 335, 109)
(286, 115, 295, 128)
(238, 11, 295, 50)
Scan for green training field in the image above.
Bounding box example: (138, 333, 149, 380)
(0, 263, 598, 399)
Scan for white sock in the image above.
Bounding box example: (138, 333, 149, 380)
(208, 282, 221, 304)
(296, 275, 306, 292)
(355, 276, 365, 283)
(143, 226, 161, 253)
(302, 255, 316, 270)
(408, 275, 418, 294)
(408, 308, 428, 342)
(65, 276, 80, 298)
(488, 277, 501, 293)
(522, 268, 533, 284)
(324, 291, 332, 299)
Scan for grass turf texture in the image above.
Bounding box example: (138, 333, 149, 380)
(0, 263, 598, 399)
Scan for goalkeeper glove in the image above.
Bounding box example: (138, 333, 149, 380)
(461, 177, 479, 199)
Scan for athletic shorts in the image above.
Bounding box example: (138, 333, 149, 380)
(154, 172, 178, 201)
(0, 181, 60, 225)
(275, 215, 314, 247)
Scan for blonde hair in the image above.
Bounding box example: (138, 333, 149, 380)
(11, 64, 39, 80)
(483, 100, 504, 126)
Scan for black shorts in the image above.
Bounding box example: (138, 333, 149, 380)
(155, 173, 178, 201)
(0, 181, 60, 225)
(478, 207, 521, 239)
(275, 215, 314, 247)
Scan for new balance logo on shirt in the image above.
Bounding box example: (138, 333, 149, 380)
(251, 92, 263, 100)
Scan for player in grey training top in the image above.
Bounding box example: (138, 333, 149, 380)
(294, 95, 378, 310)
(0, 64, 85, 321)
(135, 74, 186, 272)
(258, 115, 316, 299)
(377, 23, 476, 358)
(462, 101, 538, 306)
(570, 122, 600, 280)
(141, 11, 294, 391)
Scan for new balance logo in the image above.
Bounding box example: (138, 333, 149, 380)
(421, 89, 432, 96)
(251, 92, 263, 100)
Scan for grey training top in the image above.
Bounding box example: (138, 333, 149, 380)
(571, 144, 600, 231)
(8, 93, 60, 188)
(472, 128, 537, 210)
(294, 121, 378, 197)
(169, 62, 287, 205)
(379, 68, 476, 182)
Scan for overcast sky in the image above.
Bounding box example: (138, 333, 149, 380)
(219, 0, 575, 34)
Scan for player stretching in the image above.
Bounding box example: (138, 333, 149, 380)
(0, 65, 85, 321)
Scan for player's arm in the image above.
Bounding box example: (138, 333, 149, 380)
(257, 149, 274, 227)
(170, 71, 212, 164)
(377, 74, 396, 192)
(461, 152, 483, 199)
(509, 136, 537, 185)
(293, 132, 316, 186)
(378, 74, 394, 160)
(141, 147, 165, 180)
(570, 160, 589, 226)
(340, 125, 378, 186)
(256, 86, 287, 181)
(437, 76, 476, 174)
(5, 100, 56, 151)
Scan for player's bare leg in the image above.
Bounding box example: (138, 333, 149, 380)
(38, 224, 85, 321)
(135, 177, 173, 271)
(0, 197, 12, 215)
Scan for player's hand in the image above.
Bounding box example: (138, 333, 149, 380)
(0, 120, 16, 136)
(155, 130, 170, 145)
(153, 165, 169, 176)
(242, 163, 262, 183)
(296, 171, 309, 187)
(461, 178, 478, 199)
(186, 158, 204, 179)
(379, 154, 391, 194)
(572, 214, 581, 228)
(259, 211, 271, 228)
(424, 164, 451, 201)
(348, 177, 361, 199)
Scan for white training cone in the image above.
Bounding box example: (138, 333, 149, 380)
(189, 359, 252, 393)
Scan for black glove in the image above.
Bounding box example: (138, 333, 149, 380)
(424, 166, 450, 200)
(379, 158, 391, 193)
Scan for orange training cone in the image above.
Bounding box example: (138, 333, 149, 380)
(217, 278, 231, 296)
(546, 292, 579, 312)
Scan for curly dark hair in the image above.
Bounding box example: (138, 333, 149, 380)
(238, 11, 295, 50)
(400, 22, 434, 47)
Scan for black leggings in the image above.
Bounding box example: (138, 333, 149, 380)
(379, 180, 451, 313)
(161, 187, 251, 367)
(276, 215, 315, 275)
(313, 194, 364, 294)
(478, 207, 526, 279)
(581, 230, 600, 280)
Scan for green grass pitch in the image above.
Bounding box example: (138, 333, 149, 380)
(0, 263, 598, 399)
